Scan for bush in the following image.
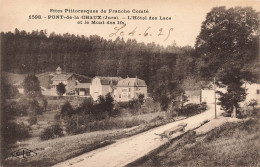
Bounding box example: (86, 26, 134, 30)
(248, 99, 258, 109)
(2, 122, 30, 145)
(166, 110, 177, 118)
(40, 124, 64, 140)
(149, 115, 165, 122)
(128, 99, 141, 115)
(65, 117, 145, 134)
(54, 113, 61, 120)
(140, 98, 161, 114)
(177, 103, 207, 117)
(28, 115, 37, 125)
(61, 101, 74, 118)
(3, 101, 28, 117)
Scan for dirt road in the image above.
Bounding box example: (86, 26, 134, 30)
(54, 104, 222, 167)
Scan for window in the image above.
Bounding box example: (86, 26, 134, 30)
(129, 88, 131, 92)
(257, 90, 260, 94)
(119, 94, 121, 98)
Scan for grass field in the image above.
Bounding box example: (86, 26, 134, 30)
(5, 112, 174, 167)
(3, 72, 53, 88)
(133, 116, 260, 167)
(2, 72, 26, 85)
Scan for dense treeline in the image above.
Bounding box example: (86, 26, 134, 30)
(1, 7, 258, 115)
(1, 29, 196, 91)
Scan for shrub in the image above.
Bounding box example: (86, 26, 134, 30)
(248, 99, 258, 109)
(2, 122, 30, 145)
(28, 115, 37, 125)
(138, 94, 145, 105)
(66, 117, 145, 134)
(166, 110, 177, 119)
(149, 115, 165, 122)
(54, 113, 61, 120)
(40, 124, 64, 140)
(128, 99, 141, 115)
(61, 101, 74, 118)
(177, 103, 207, 117)
(3, 101, 28, 117)
(140, 98, 161, 114)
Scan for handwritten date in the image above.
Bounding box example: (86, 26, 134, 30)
(109, 24, 173, 42)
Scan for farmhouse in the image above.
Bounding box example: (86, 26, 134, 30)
(90, 76, 122, 101)
(114, 77, 147, 102)
(51, 67, 91, 96)
(51, 67, 76, 95)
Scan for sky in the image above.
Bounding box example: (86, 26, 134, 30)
(0, 0, 259, 47)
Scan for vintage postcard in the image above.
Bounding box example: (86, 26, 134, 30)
(0, 0, 260, 166)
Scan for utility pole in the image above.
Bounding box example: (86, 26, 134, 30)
(214, 77, 217, 119)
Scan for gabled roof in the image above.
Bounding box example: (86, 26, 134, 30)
(94, 76, 123, 85)
(117, 78, 147, 87)
(75, 83, 91, 88)
(51, 73, 73, 81)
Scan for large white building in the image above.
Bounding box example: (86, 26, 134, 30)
(114, 77, 147, 102)
(90, 76, 122, 101)
(89, 76, 148, 102)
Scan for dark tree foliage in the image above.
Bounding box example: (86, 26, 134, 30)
(96, 93, 115, 115)
(61, 101, 74, 118)
(195, 6, 259, 117)
(195, 7, 259, 78)
(56, 82, 66, 97)
(1, 29, 196, 110)
(1, 85, 30, 161)
(40, 124, 64, 140)
(1, 76, 19, 99)
(138, 94, 145, 105)
(75, 98, 94, 115)
(23, 74, 42, 98)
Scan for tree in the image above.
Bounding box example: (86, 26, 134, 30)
(138, 94, 145, 105)
(1, 79, 30, 161)
(195, 7, 259, 117)
(23, 74, 42, 98)
(195, 7, 259, 78)
(1, 75, 19, 99)
(104, 93, 115, 113)
(56, 82, 66, 97)
(61, 101, 74, 118)
(216, 65, 252, 117)
(97, 93, 115, 114)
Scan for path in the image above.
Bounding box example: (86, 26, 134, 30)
(54, 104, 222, 167)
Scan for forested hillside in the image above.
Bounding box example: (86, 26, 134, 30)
(0, 29, 196, 89)
(1, 6, 259, 112)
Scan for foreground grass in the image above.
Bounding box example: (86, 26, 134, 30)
(4, 115, 174, 167)
(135, 118, 260, 167)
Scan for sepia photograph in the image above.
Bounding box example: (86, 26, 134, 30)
(0, 0, 260, 166)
